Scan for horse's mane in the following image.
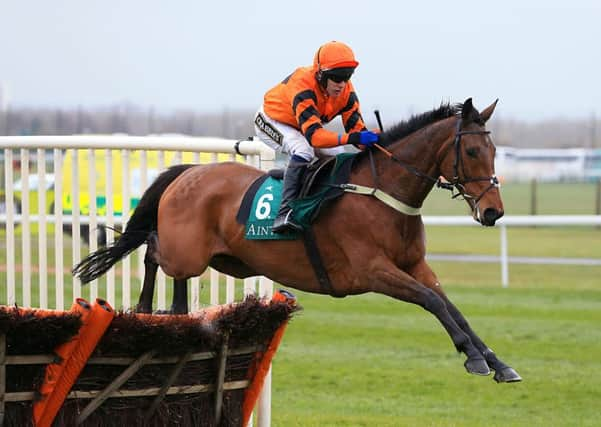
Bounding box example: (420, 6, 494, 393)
(378, 102, 461, 147)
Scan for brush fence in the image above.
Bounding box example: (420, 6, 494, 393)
(0, 295, 296, 426)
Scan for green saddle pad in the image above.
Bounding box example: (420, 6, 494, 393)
(245, 177, 298, 240)
(243, 153, 356, 241)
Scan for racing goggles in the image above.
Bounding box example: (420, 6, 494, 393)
(324, 67, 355, 83)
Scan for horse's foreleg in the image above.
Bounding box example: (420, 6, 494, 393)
(171, 279, 188, 314)
(372, 264, 490, 376)
(441, 298, 521, 382)
(408, 260, 522, 383)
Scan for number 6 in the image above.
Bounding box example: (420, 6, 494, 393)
(255, 193, 274, 219)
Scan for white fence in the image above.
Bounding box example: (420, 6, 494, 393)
(424, 215, 601, 287)
(0, 134, 277, 427)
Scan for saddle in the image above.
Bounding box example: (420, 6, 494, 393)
(267, 155, 340, 199)
(237, 153, 356, 231)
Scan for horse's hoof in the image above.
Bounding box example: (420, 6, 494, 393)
(494, 367, 522, 383)
(464, 357, 491, 376)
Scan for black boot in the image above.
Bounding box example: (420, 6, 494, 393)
(272, 158, 308, 233)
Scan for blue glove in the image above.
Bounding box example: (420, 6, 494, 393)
(358, 130, 379, 147)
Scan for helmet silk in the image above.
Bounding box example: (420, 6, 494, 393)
(313, 41, 359, 72)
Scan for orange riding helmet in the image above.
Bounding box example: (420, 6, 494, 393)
(313, 41, 359, 86)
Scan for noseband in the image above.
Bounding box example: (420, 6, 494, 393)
(372, 118, 499, 205)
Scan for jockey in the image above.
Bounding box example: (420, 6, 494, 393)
(254, 40, 379, 233)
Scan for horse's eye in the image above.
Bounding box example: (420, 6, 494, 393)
(466, 147, 479, 158)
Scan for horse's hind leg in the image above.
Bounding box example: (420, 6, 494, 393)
(136, 244, 159, 313)
(171, 279, 188, 314)
(138, 231, 190, 315)
(409, 260, 522, 383)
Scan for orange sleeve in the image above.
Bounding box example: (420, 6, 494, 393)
(292, 89, 353, 148)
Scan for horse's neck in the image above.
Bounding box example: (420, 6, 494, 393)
(373, 118, 455, 208)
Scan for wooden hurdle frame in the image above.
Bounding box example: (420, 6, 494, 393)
(0, 334, 261, 426)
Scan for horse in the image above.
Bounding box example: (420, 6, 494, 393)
(73, 98, 521, 383)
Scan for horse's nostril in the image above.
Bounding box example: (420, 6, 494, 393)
(483, 208, 501, 225)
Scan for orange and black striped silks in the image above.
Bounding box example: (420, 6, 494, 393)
(263, 66, 367, 148)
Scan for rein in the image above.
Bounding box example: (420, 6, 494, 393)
(372, 118, 499, 205)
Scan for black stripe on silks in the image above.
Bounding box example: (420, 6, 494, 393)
(297, 104, 320, 128)
(340, 92, 359, 114)
(304, 122, 322, 144)
(344, 111, 363, 132)
(292, 90, 318, 113)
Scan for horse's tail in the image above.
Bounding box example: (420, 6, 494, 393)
(72, 164, 196, 283)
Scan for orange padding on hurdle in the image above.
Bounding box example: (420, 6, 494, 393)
(34, 298, 115, 427)
(241, 290, 296, 426)
(33, 298, 92, 426)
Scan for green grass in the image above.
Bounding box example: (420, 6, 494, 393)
(271, 284, 601, 427)
(422, 181, 600, 215)
(425, 226, 600, 259)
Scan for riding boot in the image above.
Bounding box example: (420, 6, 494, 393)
(272, 157, 308, 233)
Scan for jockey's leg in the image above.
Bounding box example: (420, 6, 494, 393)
(272, 155, 309, 233)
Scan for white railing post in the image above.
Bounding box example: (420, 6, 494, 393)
(4, 148, 15, 306)
(256, 277, 274, 427)
(87, 148, 98, 301)
(210, 269, 220, 305)
(53, 148, 64, 310)
(37, 149, 48, 308)
(121, 149, 131, 310)
(157, 151, 166, 311)
(226, 276, 235, 304)
(20, 149, 31, 307)
(137, 151, 148, 293)
(106, 149, 115, 305)
(71, 148, 81, 300)
(256, 368, 272, 427)
(500, 223, 509, 288)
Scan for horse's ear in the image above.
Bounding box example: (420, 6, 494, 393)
(461, 98, 479, 125)
(479, 99, 499, 123)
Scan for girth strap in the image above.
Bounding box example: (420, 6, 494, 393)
(339, 183, 421, 216)
(301, 227, 337, 296)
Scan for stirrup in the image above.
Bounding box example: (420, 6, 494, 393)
(272, 210, 302, 233)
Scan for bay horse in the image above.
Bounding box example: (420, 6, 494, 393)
(74, 98, 521, 382)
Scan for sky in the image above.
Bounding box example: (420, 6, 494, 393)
(0, 0, 600, 122)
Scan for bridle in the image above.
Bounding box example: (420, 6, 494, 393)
(371, 117, 500, 206)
